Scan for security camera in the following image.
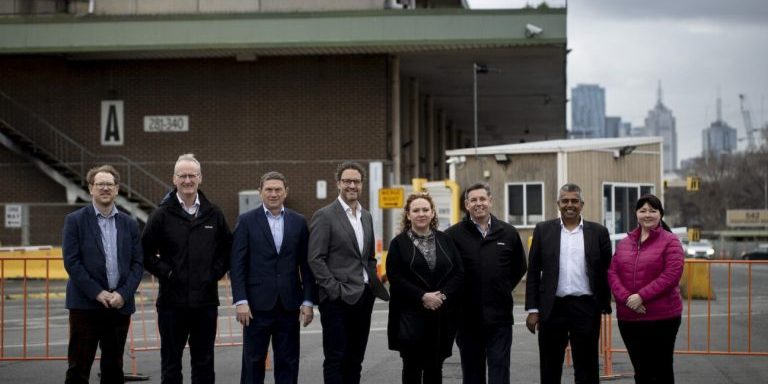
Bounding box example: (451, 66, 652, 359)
(525, 24, 543, 38)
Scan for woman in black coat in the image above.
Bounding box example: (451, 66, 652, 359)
(386, 192, 464, 384)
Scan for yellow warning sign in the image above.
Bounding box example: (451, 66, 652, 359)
(379, 188, 405, 209)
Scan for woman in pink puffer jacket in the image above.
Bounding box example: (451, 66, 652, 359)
(608, 194, 684, 384)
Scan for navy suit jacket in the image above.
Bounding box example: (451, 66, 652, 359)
(62, 205, 144, 315)
(230, 205, 315, 311)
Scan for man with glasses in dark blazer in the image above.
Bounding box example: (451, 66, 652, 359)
(63, 165, 143, 384)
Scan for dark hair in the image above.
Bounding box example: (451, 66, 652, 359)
(636, 194, 671, 232)
(86, 165, 120, 185)
(259, 171, 287, 190)
(334, 161, 366, 182)
(464, 182, 491, 200)
(400, 192, 440, 233)
(558, 183, 582, 202)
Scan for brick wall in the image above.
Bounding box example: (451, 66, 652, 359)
(0, 54, 390, 245)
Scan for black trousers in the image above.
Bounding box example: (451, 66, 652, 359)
(240, 302, 300, 384)
(401, 349, 445, 384)
(157, 306, 219, 384)
(318, 288, 375, 384)
(618, 317, 681, 384)
(65, 309, 131, 384)
(456, 323, 512, 384)
(538, 295, 601, 384)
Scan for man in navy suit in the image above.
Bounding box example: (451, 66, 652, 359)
(230, 171, 316, 384)
(62, 165, 143, 384)
(525, 183, 613, 384)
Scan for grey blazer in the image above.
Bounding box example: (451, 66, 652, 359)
(308, 199, 389, 304)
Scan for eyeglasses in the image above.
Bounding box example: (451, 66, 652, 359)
(93, 182, 116, 189)
(175, 173, 200, 180)
(340, 179, 363, 186)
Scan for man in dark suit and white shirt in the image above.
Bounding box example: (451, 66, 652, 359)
(308, 161, 390, 384)
(62, 165, 143, 384)
(525, 183, 612, 384)
(230, 171, 316, 384)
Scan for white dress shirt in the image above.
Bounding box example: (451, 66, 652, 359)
(337, 196, 369, 284)
(556, 217, 593, 297)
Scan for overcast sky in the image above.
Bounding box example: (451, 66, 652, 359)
(468, 0, 768, 163)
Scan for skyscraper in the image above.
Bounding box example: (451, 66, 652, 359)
(572, 84, 606, 138)
(702, 94, 738, 160)
(605, 116, 621, 138)
(644, 82, 677, 172)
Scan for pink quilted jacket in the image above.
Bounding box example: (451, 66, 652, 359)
(608, 226, 684, 321)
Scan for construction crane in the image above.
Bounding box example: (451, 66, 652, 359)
(739, 94, 757, 151)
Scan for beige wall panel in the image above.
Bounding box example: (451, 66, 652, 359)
(566, 147, 661, 223)
(199, 0, 261, 13)
(452, 153, 558, 225)
(262, 0, 382, 12)
(92, 0, 136, 15)
(137, 0, 198, 14)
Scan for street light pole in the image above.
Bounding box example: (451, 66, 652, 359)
(473, 63, 488, 175)
(473, 62, 479, 160)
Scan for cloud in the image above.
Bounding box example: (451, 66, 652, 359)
(579, 0, 768, 25)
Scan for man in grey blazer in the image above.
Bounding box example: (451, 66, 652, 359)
(308, 161, 389, 384)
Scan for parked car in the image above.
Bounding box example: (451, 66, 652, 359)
(741, 244, 768, 260)
(685, 239, 715, 259)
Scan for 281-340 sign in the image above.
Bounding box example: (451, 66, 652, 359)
(144, 115, 189, 132)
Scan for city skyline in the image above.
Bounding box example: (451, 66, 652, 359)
(468, 0, 768, 164)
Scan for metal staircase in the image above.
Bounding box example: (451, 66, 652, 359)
(0, 90, 171, 223)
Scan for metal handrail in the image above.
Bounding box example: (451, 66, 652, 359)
(0, 89, 170, 210)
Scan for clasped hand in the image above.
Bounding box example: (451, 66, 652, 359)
(422, 291, 444, 311)
(626, 293, 646, 314)
(96, 290, 124, 309)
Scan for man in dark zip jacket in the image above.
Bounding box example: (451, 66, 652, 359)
(142, 153, 232, 384)
(445, 182, 527, 384)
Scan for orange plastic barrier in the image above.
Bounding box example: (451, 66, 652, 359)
(601, 259, 768, 378)
(0, 255, 66, 361)
(129, 274, 266, 374)
(0, 256, 265, 376)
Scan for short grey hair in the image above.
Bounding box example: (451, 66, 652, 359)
(558, 183, 583, 202)
(174, 153, 201, 174)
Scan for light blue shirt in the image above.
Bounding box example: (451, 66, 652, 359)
(234, 206, 312, 308)
(264, 206, 285, 253)
(94, 204, 119, 290)
(471, 216, 492, 238)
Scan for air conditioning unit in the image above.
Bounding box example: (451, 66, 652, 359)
(238, 190, 262, 215)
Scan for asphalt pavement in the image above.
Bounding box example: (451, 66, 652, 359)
(2, 264, 768, 383)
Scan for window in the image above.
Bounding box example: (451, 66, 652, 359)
(506, 182, 544, 227)
(603, 183, 656, 235)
